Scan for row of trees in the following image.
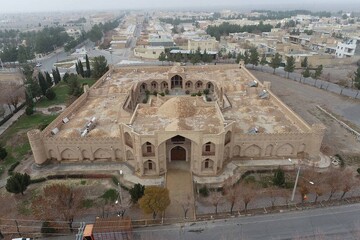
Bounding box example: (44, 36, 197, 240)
(206, 22, 273, 40)
(158, 48, 213, 65)
(202, 168, 359, 215)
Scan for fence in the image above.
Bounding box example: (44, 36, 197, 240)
(250, 65, 360, 100)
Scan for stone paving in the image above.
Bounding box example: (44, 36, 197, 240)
(165, 162, 195, 221)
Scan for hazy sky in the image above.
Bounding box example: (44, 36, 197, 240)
(0, 0, 359, 13)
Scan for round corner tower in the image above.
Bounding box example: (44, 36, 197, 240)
(27, 129, 47, 165)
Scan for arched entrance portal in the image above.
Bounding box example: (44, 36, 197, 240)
(165, 135, 192, 170)
(171, 75, 183, 89)
(171, 146, 186, 161)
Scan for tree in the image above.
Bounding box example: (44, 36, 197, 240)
(85, 54, 91, 78)
(0, 82, 25, 112)
(298, 179, 310, 203)
(260, 55, 267, 70)
(52, 68, 61, 85)
(38, 72, 48, 96)
(269, 53, 282, 74)
(6, 173, 31, 195)
(209, 189, 224, 215)
(31, 184, 84, 232)
(224, 179, 241, 215)
(75, 62, 79, 75)
(158, 52, 166, 65)
(0, 145, 7, 160)
(178, 194, 192, 219)
(236, 52, 243, 64)
(63, 72, 70, 83)
(139, 186, 170, 219)
(266, 186, 282, 209)
(249, 48, 259, 69)
(313, 65, 323, 79)
(67, 74, 82, 97)
(78, 60, 85, 78)
(324, 170, 342, 200)
(243, 51, 250, 65)
(45, 88, 56, 100)
(56, 67, 61, 82)
(284, 56, 296, 78)
(301, 57, 308, 68)
(302, 67, 311, 78)
(353, 66, 360, 89)
(45, 71, 53, 87)
(273, 167, 285, 187)
(239, 182, 257, 213)
(339, 169, 356, 199)
(24, 77, 41, 98)
(91, 56, 109, 79)
(129, 183, 145, 203)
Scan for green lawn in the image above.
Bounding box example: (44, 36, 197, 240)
(0, 113, 58, 175)
(36, 78, 97, 108)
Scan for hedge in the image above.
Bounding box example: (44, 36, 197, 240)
(7, 161, 20, 175)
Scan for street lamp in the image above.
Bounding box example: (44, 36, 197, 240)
(288, 158, 314, 202)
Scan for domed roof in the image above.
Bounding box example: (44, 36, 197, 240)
(158, 97, 196, 118)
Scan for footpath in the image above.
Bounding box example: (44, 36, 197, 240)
(0, 108, 25, 136)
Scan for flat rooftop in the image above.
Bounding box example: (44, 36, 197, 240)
(53, 65, 306, 138)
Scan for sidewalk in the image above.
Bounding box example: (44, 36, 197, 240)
(0, 108, 25, 136)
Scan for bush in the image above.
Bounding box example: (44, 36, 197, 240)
(185, 90, 190, 95)
(273, 167, 285, 187)
(335, 154, 345, 168)
(129, 183, 145, 203)
(206, 96, 212, 102)
(203, 89, 210, 95)
(101, 189, 118, 204)
(153, 90, 158, 96)
(81, 199, 94, 209)
(112, 176, 120, 186)
(165, 89, 169, 95)
(45, 88, 56, 100)
(41, 221, 56, 234)
(30, 177, 47, 184)
(0, 145, 7, 160)
(145, 90, 150, 95)
(199, 185, 209, 197)
(25, 106, 34, 115)
(197, 91, 202, 96)
(159, 92, 165, 96)
(357, 168, 360, 175)
(191, 93, 197, 97)
(38, 123, 49, 130)
(7, 161, 20, 175)
(62, 72, 70, 83)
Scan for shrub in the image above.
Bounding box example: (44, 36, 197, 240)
(335, 154, 345, 168)
(357, 168, 360, 175)
(244, 175, 256, 184)
(38, 123, 49, 130)
(112, 176, 120, 186)
(185, 90, 190, 94)
(273, 167, 285, 187)
(203, 88, 210, 95)
(80, 180, 87, 185)
(159, 92, 165, 96)
(197, 91, 202, 96)
(101, 189, 118, 204)
(153, 90, 158, 96)
(206, 96, 212, 102)
(45, 88, 56, 100)
(0, 145, 7, 160)
(191, 93, 197, 97)
(41, 221, 56, 235)
(25, 106, 34, 115)
(30, 177, 47, 184)
(62, 72, 70, 83)
(199, 185, 209, 197)
(7, 161, 20, 175)
(129, 183, 145, 203)
(81, 199, 94, 209)
(165, 89, 169, 95)
(145, 90, 150, 95)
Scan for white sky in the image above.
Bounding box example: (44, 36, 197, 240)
(0, 0, 358, 13)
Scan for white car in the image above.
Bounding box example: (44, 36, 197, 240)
(35, 62, 42, 67)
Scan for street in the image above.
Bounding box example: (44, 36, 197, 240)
(133, 203, 360, 240)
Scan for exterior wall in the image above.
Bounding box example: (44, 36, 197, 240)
(188, 38, 219, 52)
(133, 46, 164, 59)
(28, 65, 325, 181)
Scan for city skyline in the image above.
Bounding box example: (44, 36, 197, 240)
(0, 0, 359, 13)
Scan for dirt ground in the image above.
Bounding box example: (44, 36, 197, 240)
(251, 70, 360, 165)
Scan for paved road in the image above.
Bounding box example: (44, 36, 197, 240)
(133, 203, 360, 240)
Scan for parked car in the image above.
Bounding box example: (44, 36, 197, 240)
(35, 62, 42, 67)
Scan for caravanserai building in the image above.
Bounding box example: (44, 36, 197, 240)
(28, 64, 325, 181)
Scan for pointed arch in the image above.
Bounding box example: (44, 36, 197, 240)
(265, 144, 274, 156)
(61, 148, 77, 160)
(124, 132, 133, 148)
(142, 141, 155, 157)
(233, 145, 241, 156)
(276, 143, 294, 156)
(202, 158, 214, 171)
(144, 160, 156, 173)
(225, 131, 232, 145)
(126, 150, 134, 160)
(202, 142, 215, 155)
(244, 145, 261, 157)
(171, 75, 183, 89)
(94, 148, 111, 160)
